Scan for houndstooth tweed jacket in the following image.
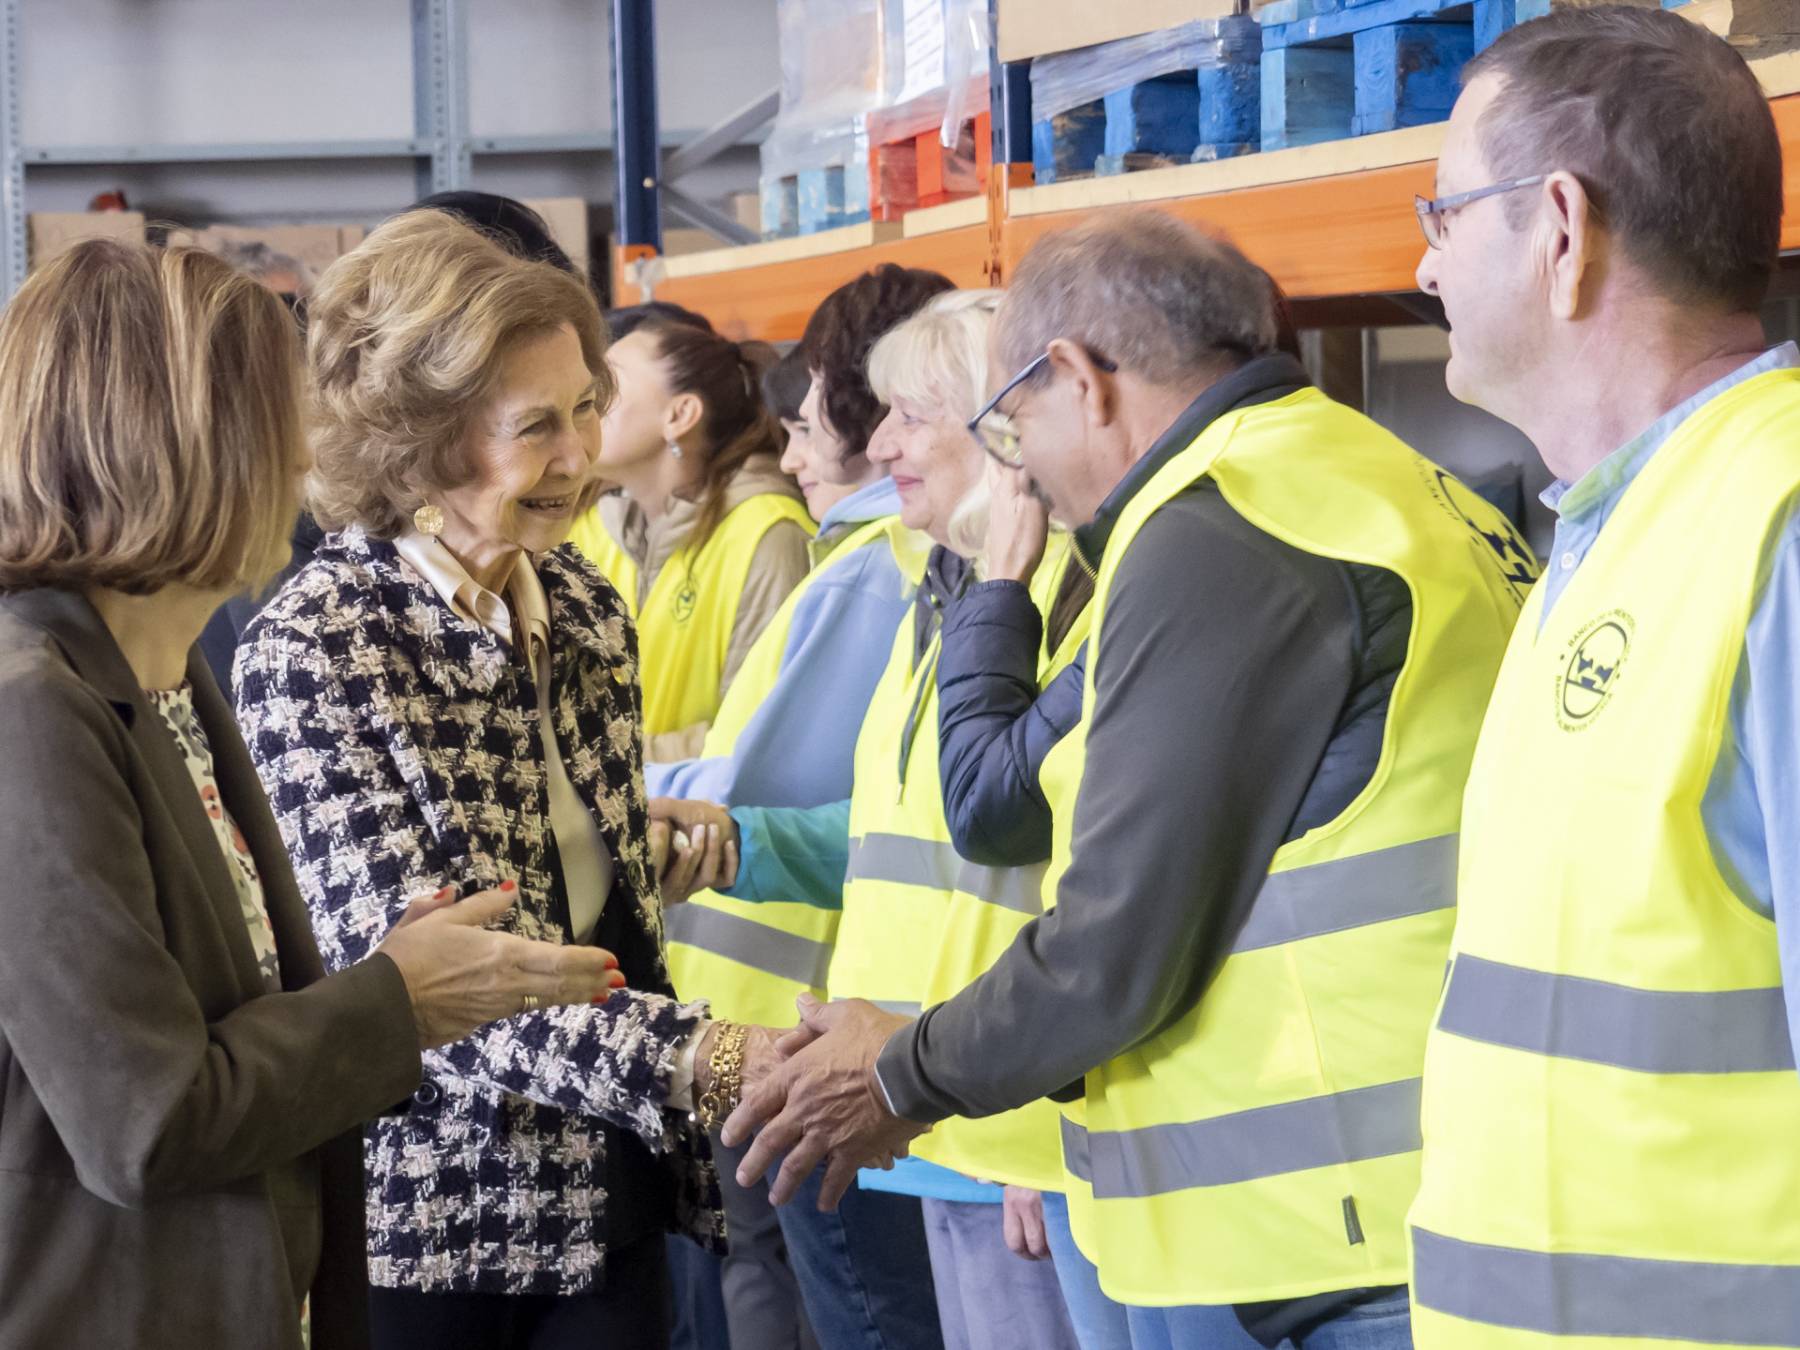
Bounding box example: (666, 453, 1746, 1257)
(234, 528, 722, 1296)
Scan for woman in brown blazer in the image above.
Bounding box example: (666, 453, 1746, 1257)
(0, 240, 625, 1350)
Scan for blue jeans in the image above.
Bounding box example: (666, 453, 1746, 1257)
(775, 1172, 945, 1350)
(1128, 1287, 1413, 1350)
(1123, 1304, 1267, 1350)
(1287, 1288, 1413, 1350)
(1041, 1190, 1132, 1350)
(666, 1236, 731, 1350)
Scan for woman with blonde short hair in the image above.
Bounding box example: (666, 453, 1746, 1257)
(0, 239, 621, 1350)
(656, 289, 1095, 1350)
(236, 210, 778, 1350)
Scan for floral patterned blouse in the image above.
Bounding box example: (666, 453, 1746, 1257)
(149, 684, 282, 989)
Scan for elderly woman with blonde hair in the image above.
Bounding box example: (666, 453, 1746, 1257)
(235, 210, 779, 1350)
(655, 288, 1097, 1350)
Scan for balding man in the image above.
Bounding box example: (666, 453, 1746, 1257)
(724, 211, 1535, 1346)
(1405, 10, 1800, 1347)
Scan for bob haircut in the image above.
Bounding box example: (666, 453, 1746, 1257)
(306, 209, 612, 539)
(0, 239, 306, 596)
(866, 288, 1000, 562)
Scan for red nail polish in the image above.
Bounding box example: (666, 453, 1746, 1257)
(499, 880, 516, 893)
(434, 886, 453, 900)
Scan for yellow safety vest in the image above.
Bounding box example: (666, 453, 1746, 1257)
(909, 545, 1092, 1191)
(1408, 369, 1800, 1350)
(569, 493, 815, 738)
(1046, 388, 1532, 1306)
(664, 515, 931, 1027)
(832, 536, 1082, 1022)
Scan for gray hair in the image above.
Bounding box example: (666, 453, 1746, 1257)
(995, 211, 1279, 386)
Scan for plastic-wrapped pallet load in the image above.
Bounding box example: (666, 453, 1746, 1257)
(757, 0, 887, 239)
(759, 0, 989, 239)
(865, 0, 991, 219)
(1029, 16, 1263, 184)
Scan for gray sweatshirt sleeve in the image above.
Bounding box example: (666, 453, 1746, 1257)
(878, 485, 1359, 1121)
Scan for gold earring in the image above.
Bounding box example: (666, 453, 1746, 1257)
(413, 503, 444, 536)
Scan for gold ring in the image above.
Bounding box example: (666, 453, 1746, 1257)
(521, 993, 541, 1014)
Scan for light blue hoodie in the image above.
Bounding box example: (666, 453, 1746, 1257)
(646, 476, 911, 807)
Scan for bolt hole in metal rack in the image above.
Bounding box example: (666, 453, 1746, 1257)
(0, 0, 779, 302)
(611, 0, 1800, 342)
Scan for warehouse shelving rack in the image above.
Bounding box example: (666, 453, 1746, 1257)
(606, 3, 1800, 341)
(0, 0, 779, 299)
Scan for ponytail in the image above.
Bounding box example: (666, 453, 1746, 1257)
(642, 321, 783, 549)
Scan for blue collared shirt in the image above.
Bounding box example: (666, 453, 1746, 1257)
(1536, 341, 1800, 1069)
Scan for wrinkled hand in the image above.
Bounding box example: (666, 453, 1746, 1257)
(722, 994, 927, 1209)
(1002, 1186, 1051, 1260)
(376, 883, 627, 1050)
(984, 458, 1051, 584)
(649, 798, 739, 904)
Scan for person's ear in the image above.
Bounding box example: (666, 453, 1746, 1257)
(1539, 171, 1597, 322)
(1044, 338, 1118, 429)
(663, 391, 705, 443)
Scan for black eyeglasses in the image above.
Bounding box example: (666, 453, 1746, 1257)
(967, 347, 1119, 468)
(1415, 174, 1547, 248)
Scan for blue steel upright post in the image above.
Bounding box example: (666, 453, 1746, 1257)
(986, 0, 1032, 284)
(612, 0, 663, 266)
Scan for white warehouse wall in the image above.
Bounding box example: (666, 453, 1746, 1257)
(17, 0, 777, 227)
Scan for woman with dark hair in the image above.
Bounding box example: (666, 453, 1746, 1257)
(568, 321, 815, 761)
(650, 263, 953, 1350)
(607, 300, 716, 339)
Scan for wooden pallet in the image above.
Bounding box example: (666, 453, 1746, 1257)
(1031, 16, 1264, 183)
(759, 161, 874, 239)
(869, 111, 993, 223)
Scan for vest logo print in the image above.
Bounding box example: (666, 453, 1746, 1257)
(672, 580, 698, 625)
(1421, 466, 1538, 603)
(1556, 610, 1633, 730)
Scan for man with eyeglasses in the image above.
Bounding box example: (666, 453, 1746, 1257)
(721, 207, 1533, 1349)
(1404, 9, 1800, 1349)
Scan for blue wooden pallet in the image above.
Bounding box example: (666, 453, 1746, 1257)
(1031, 18, 1262, 183)
(1259, 0, 1499, 151)
(759, 161, 872, 240)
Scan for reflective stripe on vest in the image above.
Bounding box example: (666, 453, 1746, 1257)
(1435, 954, 1795, 1075)
(1045, 388, 1530, 1305)
(662, 516, 918, 1025)
(663, 902, 834, 992)
(1407, 369, 1800, 1350)
(843, 834, 1046, 916)
(1231, 834, 1457, 953)
(1411, 1227, 1800, 1348)
(1062, 1077, 1422, 1198)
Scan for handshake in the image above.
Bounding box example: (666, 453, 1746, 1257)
(647, 797, 740, 904)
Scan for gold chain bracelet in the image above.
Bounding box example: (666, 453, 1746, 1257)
(697, 1021, 749, 1132)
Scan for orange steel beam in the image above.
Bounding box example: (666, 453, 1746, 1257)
(618, 91, 1800, 338)
(635, 226, 992, 343)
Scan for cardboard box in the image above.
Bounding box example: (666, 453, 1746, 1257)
(728, 190, 761, 237)
(998, 0, 1240, 62)
(663, 226, 734, 257)
(524, 197, 592, 280)
(165, 222, 367, 281)
(28, 211, 146, 269)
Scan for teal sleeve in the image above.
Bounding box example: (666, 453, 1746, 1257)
(725, 800, 852, 909)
